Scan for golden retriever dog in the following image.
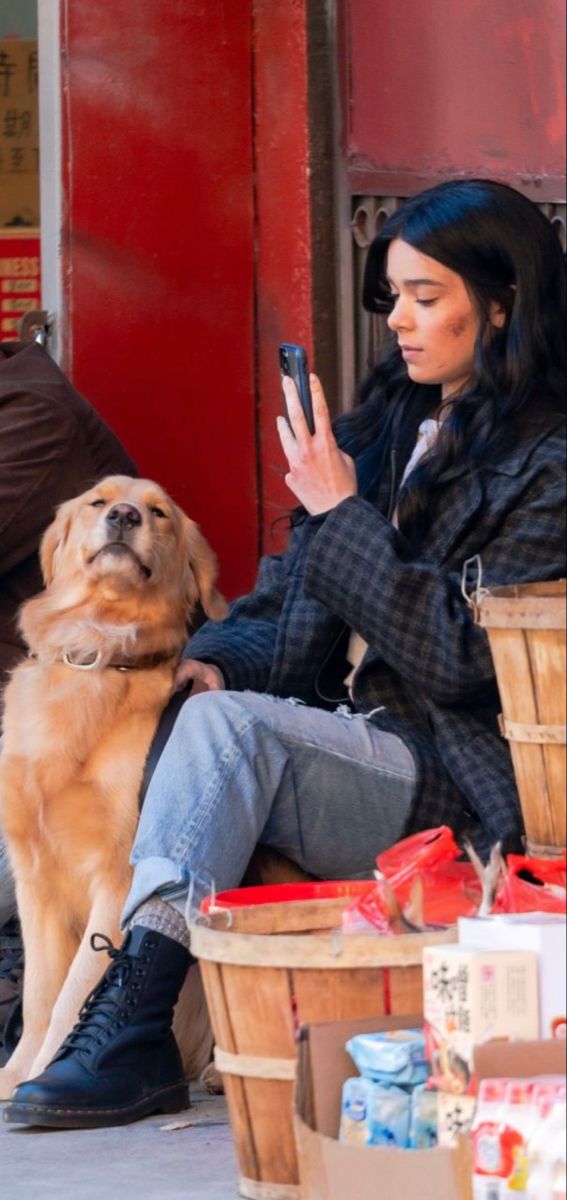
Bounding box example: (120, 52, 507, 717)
(0, 475, 227, 1101)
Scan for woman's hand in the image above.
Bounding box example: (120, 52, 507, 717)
(277, 374, 357, 515)
(173, 658, 225, 695)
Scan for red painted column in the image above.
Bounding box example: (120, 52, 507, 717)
(59, 1, 257, 599)
(253, 0, 315, 553)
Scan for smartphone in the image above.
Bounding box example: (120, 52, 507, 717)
(279, 343, 315, 435)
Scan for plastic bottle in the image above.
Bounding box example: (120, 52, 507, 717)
(500, 1081, 536, 1195)
(526, 1085, 565, 1200)
(472, 1079, 508, 1199)
(553, 1164, 566, 1200)
(550, 1094, 567, 1200)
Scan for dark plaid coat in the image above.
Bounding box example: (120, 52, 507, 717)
(189, 414, 566, 856)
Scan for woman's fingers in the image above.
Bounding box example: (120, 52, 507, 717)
(276, 412, 298, 464)
(277, 368, 354, 512)
(173, 659, 196, 692)
(310, 374, 332, 435)
(281, 375, 310, 441)
(281, 372, 331, 442)
(173, 658, 225, 694)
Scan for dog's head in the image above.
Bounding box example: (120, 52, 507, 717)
(39, 475, 228, 624)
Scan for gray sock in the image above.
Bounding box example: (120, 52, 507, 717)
(129, 895, 192, 952)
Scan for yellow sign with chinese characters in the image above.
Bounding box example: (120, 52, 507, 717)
(0, 39, 39, 227)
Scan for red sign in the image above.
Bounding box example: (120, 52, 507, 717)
(0, 230, 40, 341)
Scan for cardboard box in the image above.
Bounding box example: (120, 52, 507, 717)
(293, 1014, 567, 1200)
(294, 1013, 474, 1200)
(423, 945, 539, 1094)
(459, 914, 567, 1040)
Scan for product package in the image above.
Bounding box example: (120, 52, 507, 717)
(423, 945, 540, 1095)
(339, 1076, 411, 1148)
(471, 1078, 508, 1196)
(527, 1085, 567, 1200)
(409, 1085, 439, 1149)
(437, 1092, 477, 1150)
(459, 913, 567, 1039)
(341, 1026, 436, 1150)
(345, 1029, 428, 1087)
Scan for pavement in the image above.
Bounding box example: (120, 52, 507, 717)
(0, 1088, 240, 1200)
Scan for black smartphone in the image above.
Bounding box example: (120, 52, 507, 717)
(279, 343, 315, 435)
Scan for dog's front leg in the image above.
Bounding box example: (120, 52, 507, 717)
(27, 889, 126, 1079)
(0, 886, 78, 1100)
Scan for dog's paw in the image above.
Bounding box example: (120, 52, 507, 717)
(0, 1065, 23, 1102)
(200, 1062, 224, 1095)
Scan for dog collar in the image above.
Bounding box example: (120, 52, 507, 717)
(28, 650, 175, 672)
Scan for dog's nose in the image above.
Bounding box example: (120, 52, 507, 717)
(106, 503, 142, 533)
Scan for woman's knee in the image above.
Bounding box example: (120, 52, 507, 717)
(170, 688, 258, 742)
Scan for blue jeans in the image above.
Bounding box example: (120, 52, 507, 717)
(122, 690, 417, 925)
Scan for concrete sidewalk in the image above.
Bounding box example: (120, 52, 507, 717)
(0, 1088, 240, 1200)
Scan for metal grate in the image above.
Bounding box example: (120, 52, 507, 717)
(351, 194, 567, 385)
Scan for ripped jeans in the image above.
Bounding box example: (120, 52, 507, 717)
(122, 690, 417, 925)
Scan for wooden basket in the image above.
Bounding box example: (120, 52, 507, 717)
(190, 898, 455, 1199)
(475, 579, 566, 856)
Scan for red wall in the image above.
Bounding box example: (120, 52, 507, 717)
(60, 1, 257, 598)
(340, 0, 566, 201)
(254, 0, 315, 553)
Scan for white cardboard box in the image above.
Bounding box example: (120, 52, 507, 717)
(458, 913, 566, 1040)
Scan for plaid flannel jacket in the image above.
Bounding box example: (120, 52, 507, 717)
(189, 415, 566, 857)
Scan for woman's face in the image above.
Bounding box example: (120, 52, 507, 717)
(386, 238, 481, 400)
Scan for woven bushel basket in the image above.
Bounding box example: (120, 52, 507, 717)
(190, 898, 455, 1199)
(474, 579, 566, 856)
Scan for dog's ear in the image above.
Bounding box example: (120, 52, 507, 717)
(40, 500, 75, 586)
(184, 519, 228, 621)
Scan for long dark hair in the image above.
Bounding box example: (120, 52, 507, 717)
(334, 178, 566, 544)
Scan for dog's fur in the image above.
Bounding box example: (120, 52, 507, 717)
(0, 475, 227, 1100)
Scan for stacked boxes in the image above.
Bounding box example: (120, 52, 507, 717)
(423, 945, 540, 1146)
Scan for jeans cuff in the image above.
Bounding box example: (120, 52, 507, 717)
(121, 855, 187, 929)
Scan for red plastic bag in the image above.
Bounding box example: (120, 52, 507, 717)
(344, 826, 482, 934)
(376, 826, 461, 903)
(379, 827, 481, 926)
(345, 829, 567, 936)
(507, 854, 567, 889)
(494, 853, 567, 914)
(408, 862, 482, 926)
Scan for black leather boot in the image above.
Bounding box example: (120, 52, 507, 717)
(4, 926, 191, 1128)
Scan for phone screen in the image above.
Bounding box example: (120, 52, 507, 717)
(279, 343, 315, 435)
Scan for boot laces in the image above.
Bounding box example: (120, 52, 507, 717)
(55, 932, 152, 1057)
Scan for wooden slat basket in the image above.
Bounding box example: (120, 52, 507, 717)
(190, 897, 455, 1200)
(475, 579, 566, 856)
